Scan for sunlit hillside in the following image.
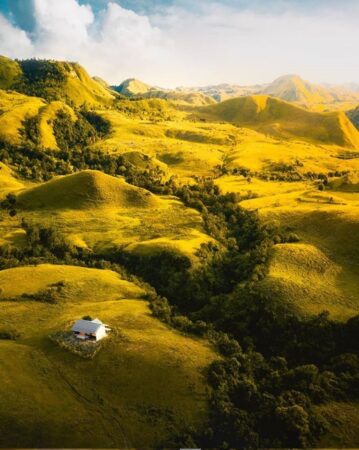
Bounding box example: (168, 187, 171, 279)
(195, 95, 359, 148)
(175, 74, 359, 111)
(0, 56, 115, 106)
(0, 264, 215, 448)
(0, 55, 359, 448)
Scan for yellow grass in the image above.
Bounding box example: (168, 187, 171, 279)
(0, 90, 45, 145)
(17, 170, 161, 210)
(261, 243, 359, 320)
(315, 402, 359, 448)
(1, 171, 211, 261)
(38, 101, 76, 149)
(0, 162, 24, 196)
(195, 95, 359, 148)
(0, 264, 216, 448)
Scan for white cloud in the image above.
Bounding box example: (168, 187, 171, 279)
(0, 0, 358, 87)
(0, 14, 33, 58)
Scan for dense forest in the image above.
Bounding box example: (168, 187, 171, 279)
(0, 108, 358, 449)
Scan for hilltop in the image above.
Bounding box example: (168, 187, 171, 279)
(17, 170, 160, 210)
(196, 95, 359, 147)
(179, 74, 359, 110)
(112, 78, 214, 106)
(261, 74, 359, 107)
(112, 78, 154, 96)
(0, 56, 115, 107)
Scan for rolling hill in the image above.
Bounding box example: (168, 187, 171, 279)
(1, 56, 359, 447)
(0, 55, 22, 89)
(184, 75, 359, 110)
(261, 74, 359, 107)
(17, 170, 160, 210)
(112, 78, 154, 96)
(0, 89, 46, 145)
(0, 162, 24, 196)
(196, 95, 359, 148)
(112, 78, 215, 106)
(0, 56, 115, 107)
(0, 264, 216, 448)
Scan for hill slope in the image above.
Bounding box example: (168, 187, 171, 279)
(17, 170, 160, 210)
(196, 95, 359, 147)
(348, 105, 359, 130)
(183, 75, 359, 109)
(112, 78, 215, 106)
(261, 74, 359, 106)
(0, 55, 22, 89)
(0, 56, 115, 107)
(112, 78, 154, 96)
(0, 264, 215, 447)
(0, 89, 46, 145)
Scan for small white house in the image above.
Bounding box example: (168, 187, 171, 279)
(71, 318, 109, 342)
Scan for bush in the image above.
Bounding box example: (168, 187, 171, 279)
(82, 315, 93, 321)
(0, 329, 20, 340)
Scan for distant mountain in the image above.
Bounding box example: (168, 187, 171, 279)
(176, 83, 260, 102)
(196, 95, 359, 148)
(263, 75, 359, 107)
(339, 82, 359, 93)
(112, 78, 154, 96)
(181, 75, 359, 109)
(0, 55, 115, 107)
(260, 74, 335, 104)
(112, 78, 215, 106)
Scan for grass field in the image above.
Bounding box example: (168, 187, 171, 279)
(0, 90, 45, 145)
(216, 174, 359, 321)
(0, 264, 216, 448)
(315, 402, 359, 447)
(195, 95, 359, 148)
(0, 162, 25, 196)
(1, 170, 212, 261)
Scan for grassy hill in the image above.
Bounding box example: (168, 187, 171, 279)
(261, 74, 359, 109)
(0, 89, 45, 145)
(0, 264, 216, 448)
(4, 170, 211, 260)
(0, 89, 77, 148)
(17, 170, 160, 210)
(112, 78, 215, 106)
(217, 174, 359, 321)
(113, 78, 154, 96)
(0, 55, 22, 89)
(1, 58, 359, 447)
(196, 95, 359, 148)
(0, 56, 115, 107)
(182, 75, 359, 110)
(0, 162, 24, 196)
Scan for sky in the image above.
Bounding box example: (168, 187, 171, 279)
(0, 0, 358, 87)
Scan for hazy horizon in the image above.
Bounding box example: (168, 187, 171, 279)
(0, 0, 359, 87)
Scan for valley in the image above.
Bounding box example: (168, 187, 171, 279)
(0, 56, 358, 448)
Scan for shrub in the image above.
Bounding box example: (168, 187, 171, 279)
(0, 329, 20, 340)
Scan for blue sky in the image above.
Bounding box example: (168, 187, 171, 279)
(0, 0, 358, 86)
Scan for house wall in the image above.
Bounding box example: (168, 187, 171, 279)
(95, 326, 107, 341)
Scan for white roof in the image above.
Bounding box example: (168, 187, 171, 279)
(91, 318, 103, 324)
(72, 319, 104, 334)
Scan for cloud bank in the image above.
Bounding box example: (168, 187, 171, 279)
(0, 0, 359, 87)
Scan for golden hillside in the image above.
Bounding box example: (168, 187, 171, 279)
(196, 95, 359, 147)
(17, 170, 160, 210)
(0, 56, 115, 107)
